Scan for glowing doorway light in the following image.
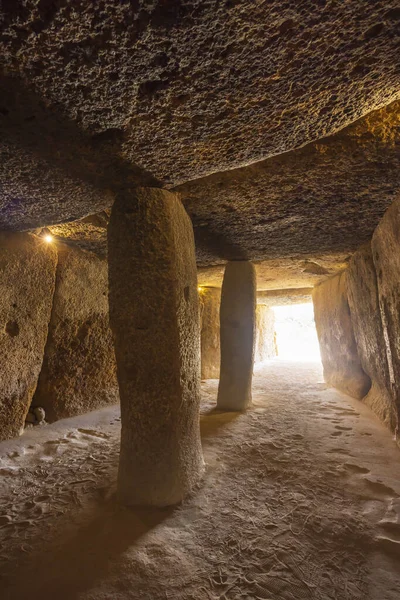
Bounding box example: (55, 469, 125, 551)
(272, 303, 321, 362)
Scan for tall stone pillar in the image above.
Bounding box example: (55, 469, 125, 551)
(108, 188, 204, 507)
(217, 261, 256, 411)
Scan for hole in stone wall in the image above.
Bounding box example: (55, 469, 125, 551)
(272, 303, 321, 362)
(5, 320, 19, 337)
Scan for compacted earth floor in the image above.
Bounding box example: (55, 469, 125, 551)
(1, 360, 400, 600)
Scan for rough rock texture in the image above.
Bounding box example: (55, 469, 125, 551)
(33, 244, 118, 422)
(0, 232, 57, 441)
(0, 75, 157, 232)
(217, 262, 256, 411)
(0, 3, 399, 233)
(198, 254, 350, 291)
(371, 199, 400, 432)
(48, 211, 111, 258)
(347, 244, 397, 431)
(257, 288, 313, 307)
(255, 305, 276, 363)
(199, 287, 221, 380)
(178, 101, 400, 265)
(108, 188, 204, 506)
(20, 101, 400, 278)
(312, 271, 371, 400)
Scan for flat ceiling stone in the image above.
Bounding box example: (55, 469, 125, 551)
(178, 101, 400, 264)
(198, 253, 350, 291)
(0, 1, 399, 232)
(257, 288, 313, 306)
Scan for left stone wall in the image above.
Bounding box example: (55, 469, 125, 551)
(0, 233, 57, 440)
(33, 244, 118, 422)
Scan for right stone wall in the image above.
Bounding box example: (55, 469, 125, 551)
(312, 271, 371, 400)
(313, 197, 400, 438)
(370, 199, 400, 434)
(347, 243, 397, 432)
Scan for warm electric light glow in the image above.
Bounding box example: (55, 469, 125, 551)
(272, 303, 321, 362)
(198, 286, 203, 292)
(44, 234, 53, 243)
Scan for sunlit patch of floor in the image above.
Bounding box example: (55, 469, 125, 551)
(1, 361, 400, 600)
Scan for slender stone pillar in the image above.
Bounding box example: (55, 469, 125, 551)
(199, 286, 221, 379)
(217, 261, 256, 411)
(108, 188, 204, 507)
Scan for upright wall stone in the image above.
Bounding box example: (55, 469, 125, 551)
(33, 244, 118, 422)
(372, 199, 400, 433)
(347, 244, 397, 431)
(312, 271, 370, 399)
(255, 304, 276, 363)
(199, 286, 221, 379)
(108, 188, 204, 507)
(0, 233, 57, 440)
(217, 261, 256, 411)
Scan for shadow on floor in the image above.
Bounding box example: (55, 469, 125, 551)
(200, 408, 241, 438)
(3, 497, 173, 600)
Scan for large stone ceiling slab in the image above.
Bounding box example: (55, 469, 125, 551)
(0, 0, 399, 233)
(178, 101, 400, 264)
(197, 253, 350, 291)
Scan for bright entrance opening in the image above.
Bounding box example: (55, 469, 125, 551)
(272, 303, 321, 362)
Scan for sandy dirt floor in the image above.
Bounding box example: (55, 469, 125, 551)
(1, 360, 400, 600)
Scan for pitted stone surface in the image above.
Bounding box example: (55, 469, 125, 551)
(28, 102, 400, 281)
(0, 2, 399, 232)
(33, 244, 118, 422)
(178, 101, 400, 264)
(0, 232, 57, 441)
(198, 254, 350, 291)
(108, 187, 204, 506)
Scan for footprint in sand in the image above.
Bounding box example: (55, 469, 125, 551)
(363, 478, 399, 498)
(344, 463, 370, 474)
(327, 448, 351, 455)
(334, 409, 359, 417)
(77, 428, 111, 439)
(379, 521, 400, 540)
(331, 431, 343, 437)
(335, 426, 352, 431)
(374, 536, 400, 559)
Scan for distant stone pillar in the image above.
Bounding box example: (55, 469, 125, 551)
(108, 188, 204, 507)
(199, 287, 221, 379)
(217, 261, 256, 411)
